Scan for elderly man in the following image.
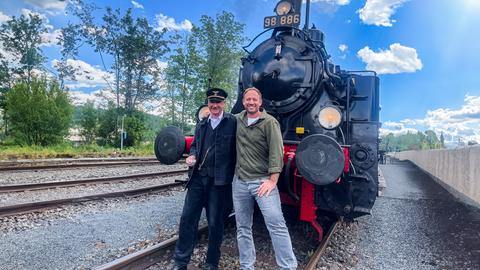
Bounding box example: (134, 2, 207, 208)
(233, 87, 297, 269)
(172, 88, 237, 270)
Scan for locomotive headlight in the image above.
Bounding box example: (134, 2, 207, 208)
(318, 106, 342, 129)
(275, 1, 292, 15)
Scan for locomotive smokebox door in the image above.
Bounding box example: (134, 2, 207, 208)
(296, 134, 344, 185)
(154, 126, 185, 165)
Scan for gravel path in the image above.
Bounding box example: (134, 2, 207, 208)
(0, 163, 186, 185)
(0, 189, 192, 270)
(315, 163, 480, 270)
(0, 174, 187, 207)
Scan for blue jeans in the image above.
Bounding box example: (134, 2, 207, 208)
(232, 176, 297, 270)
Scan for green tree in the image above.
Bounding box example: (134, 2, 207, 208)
(122, 112, 146, 147)
(440, 132, 445, 148)
(96, 102, 119, 146)
(79, 101, 98, 144)
(64, 1, 168, 112)
(192, 11, 247, 105)
(0, 12, 47, 83)
(164, 31, 202, 132)
(424, 130, 441, 149)
(0, 59, 10, 138)
(5, 78, 73, 146)
(0, 12, 47, 136)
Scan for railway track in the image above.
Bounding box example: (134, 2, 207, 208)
(303, 220, 340, 270)
(94, 218, 340, 270)
(0, 169, 188, 193)
(0, 159, 162, 171)
(94, 225, 209, 270)
(0, 178, 187, 218)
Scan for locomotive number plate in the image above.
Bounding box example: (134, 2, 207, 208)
(264, 13, 301, 29)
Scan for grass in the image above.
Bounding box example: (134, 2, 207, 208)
(0, 143, 155, 160)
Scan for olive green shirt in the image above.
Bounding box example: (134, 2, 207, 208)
(235, 110, 284, 180)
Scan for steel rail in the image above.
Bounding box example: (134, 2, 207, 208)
(94, 225, 209, 270)
(0, 169, 188, 193)
(0, 181, 185, 218)
(303, 220, 340, 270)
(0, 160, 162, 171)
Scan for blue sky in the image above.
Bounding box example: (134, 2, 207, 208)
(1, 0, 479, 145)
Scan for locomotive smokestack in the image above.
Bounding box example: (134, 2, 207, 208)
(304, 0, 311, 30)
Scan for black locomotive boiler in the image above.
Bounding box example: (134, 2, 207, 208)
(155, 0, 380, 241)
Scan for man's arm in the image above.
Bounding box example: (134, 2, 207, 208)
(258, 119, 284, 197)
(186, 123, 201, 166)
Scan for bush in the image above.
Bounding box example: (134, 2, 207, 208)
(5, 78, 73, 146)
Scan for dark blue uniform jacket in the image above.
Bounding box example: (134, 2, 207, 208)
(187, 112, 237, 186)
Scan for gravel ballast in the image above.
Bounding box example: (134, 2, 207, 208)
(0, 163, 186, 185)
(0, 189, 190, 270)
(0, 174, 187, 207)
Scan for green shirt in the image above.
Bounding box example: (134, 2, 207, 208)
(235, 110, 284, 180)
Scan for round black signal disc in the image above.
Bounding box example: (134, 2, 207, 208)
(154, 126, 185, 165)
(295, 134, 345, 185)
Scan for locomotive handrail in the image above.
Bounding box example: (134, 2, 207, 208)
(242, 28, 274, 54)
(242, 26, 311, 54)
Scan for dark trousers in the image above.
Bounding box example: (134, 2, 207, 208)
(174, 174, 229, 267)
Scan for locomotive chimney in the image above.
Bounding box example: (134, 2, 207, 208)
(304, 0, 311, 30)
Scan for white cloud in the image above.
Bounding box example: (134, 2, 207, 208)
(154, 13, 193, 32)
(131, 1, 144, 9)
(382, 95, 480, 146)
(357, 0, 408, 27)
(338, 44, 348, 59)
(21, 8, 48, 21)
(380, 121, 418, 136)
(69, 89, 114, 108)
(52, 59, 114, 89)
(40, 29, 62, 47)
(0, 11, 10, 23)
(25, 0, 67, 11)
(357, 43, 422, 74)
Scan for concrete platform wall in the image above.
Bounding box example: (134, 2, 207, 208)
(393, 146, 480, 207)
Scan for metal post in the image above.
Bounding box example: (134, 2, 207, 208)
(120, 115, 125, 151)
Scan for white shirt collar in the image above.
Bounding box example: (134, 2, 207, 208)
(208, 111, 224, 122)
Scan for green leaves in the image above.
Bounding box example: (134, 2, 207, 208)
(80, 101, 98, 144)
(65, 2, 169, 112)
(0, 12, 47, 83)
(5, 78, 73, 146)
(162, 12, 247, 132)
(193, 11, 247, 102)
(380, 130, 444, 152)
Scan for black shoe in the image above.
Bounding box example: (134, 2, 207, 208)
(202, 264, 218, 270)
(171, 265, 187, 270)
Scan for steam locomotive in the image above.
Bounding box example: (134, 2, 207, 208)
(155, 0, 380, 240)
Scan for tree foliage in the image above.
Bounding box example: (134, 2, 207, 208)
(5, 78, 73, 146)
(192, 11, 247, 105)
(163, 32, 202, 132)
(162, 12, 246, 132)
(122, 112, 146, 147)
(0, 12, 48, 136)
(79, 101, 98, 144)
(0, 12, 47, 83)
(96, 102, 119, 146)
(380, 130, 444, 152)
(63, 1, 169, 113)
